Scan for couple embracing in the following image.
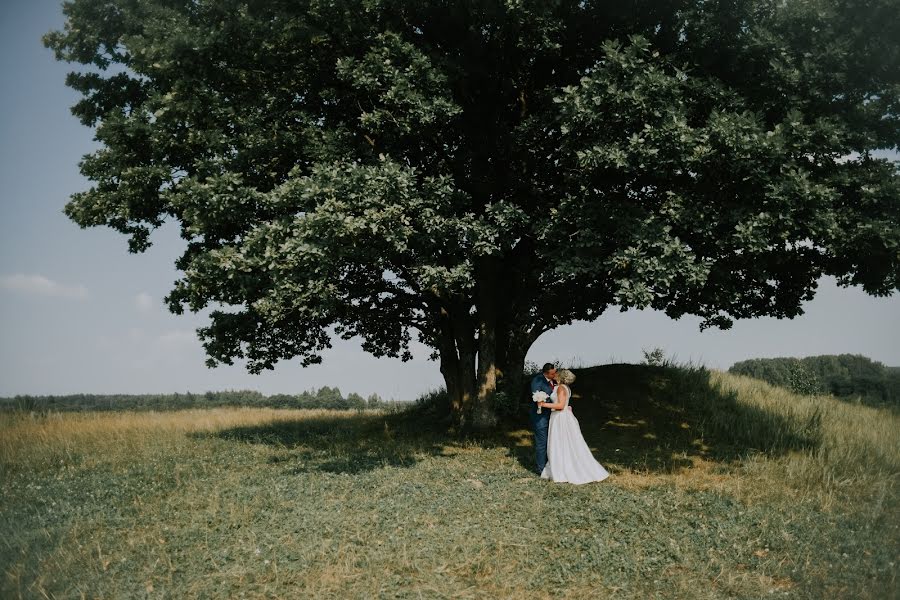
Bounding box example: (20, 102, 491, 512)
(529, 363, 610, 484)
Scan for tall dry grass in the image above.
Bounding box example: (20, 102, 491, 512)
(684, 368, 899, 511)
(0, 407, 366, 475)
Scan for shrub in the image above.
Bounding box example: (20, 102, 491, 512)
(641, 347, 667, 367)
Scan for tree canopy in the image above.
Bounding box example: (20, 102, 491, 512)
(45, 0, 900, 427)
(730, 354, 900, 405)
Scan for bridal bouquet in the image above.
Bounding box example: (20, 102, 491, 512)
(532, 390, 549, 414)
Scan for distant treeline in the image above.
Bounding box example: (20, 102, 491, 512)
(0, 387, 399, 413)
(729, 354, 900, 406)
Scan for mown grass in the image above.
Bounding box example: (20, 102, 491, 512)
(1, 363, 897, 599)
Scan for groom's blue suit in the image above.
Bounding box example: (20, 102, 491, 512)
(529, 372, 555, 474)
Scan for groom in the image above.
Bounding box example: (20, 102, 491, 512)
(529, 362, 558, 475)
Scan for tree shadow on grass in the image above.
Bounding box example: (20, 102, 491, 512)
(189, 409, 455, 475)
(192, 363, 824, 478)
(498, 363, 824, 476)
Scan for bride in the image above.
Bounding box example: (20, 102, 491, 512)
(536, 369, 610, 484)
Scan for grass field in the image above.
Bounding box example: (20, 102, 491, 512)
(2, 363, 898, 599)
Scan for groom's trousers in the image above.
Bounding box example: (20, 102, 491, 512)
(530, 410, 551, 474)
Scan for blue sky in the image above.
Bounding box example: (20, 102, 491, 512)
(1, 1, 898, 400)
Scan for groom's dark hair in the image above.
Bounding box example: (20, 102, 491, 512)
(542, 362, 555, 373)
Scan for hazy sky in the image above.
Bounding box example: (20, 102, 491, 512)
(1, 1, 898, 401)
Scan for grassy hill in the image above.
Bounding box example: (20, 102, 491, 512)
(2, 363, 897, 598)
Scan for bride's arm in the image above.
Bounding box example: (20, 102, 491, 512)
(539, 386, 568, 411)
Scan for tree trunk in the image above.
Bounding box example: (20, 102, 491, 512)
(437, 299, 476, 428)
(473, 257, 501, 429)
(437, 258, 537, 430)
(440, 322, 534, 429)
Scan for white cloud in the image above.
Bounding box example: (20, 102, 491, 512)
(0, 273, 88, 299)
(135, 292, 154, 313)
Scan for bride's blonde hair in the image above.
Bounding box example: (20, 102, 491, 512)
(557, 369, 576, 385)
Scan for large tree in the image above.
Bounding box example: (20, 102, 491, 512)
(45, 0, 899, 428)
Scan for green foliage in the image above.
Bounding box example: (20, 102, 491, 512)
(787, 361, 822, 396)
(334, 30, 462, 138)
(488, 389, 518, 420)
(346, 392, 366, 411)
(729, 354, 899, 405)
(640, 347, 667, 367)
(523, 360, 542, 377)
(43, 1, 900, 401)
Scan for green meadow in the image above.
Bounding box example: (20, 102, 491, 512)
(2, 364, 898, 599)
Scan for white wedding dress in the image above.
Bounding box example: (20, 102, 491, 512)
(541, 384, 610, 484)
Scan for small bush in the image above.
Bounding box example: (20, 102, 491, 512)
(641, 347, 667, 367)
(523, 360, 542, 377)
(490, 389, 519, 419)
(788, 362, 821, 396)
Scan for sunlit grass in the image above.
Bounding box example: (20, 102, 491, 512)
(703, 371, 900, 507)
(2, 365, 897, 599)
